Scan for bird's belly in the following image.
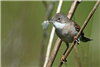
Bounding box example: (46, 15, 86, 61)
(58, 33, 74, 43)
(61, 35, 73, 43)
(55, 29, 78, 43)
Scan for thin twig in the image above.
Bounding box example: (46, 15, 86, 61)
(46, 1, 81, 67)
(58, 1, 100, 67)
(73, 11, 81, 67)
(40, 1, 56, 67)
(67, 0, 80, 19)
(44, 0, 63, 67)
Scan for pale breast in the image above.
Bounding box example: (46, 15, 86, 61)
(55, 23, 78, 43)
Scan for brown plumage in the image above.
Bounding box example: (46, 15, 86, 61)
(49, 12, 93, 57)
(50, 12, 93, 43)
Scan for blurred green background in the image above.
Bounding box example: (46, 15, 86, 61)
(1, 1, 100, 67)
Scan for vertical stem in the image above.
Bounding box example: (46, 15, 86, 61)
(58, 1, 100, 67)
(44, 0, 63, 67)
(47, 0, 82, 67)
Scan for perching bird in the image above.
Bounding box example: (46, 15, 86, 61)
(49, 12, 92, 62)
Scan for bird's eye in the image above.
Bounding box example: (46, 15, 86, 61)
(57, 18, 61, 20)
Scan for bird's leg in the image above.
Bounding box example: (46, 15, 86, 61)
(63, 43, 69, 55)
(61, 43, 69, 63)
(74, 36, 80, 44)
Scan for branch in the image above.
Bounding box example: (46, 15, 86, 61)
(40, 1, 56, 67)
(73, 13, 81, 67)
(46, 1, 82, 67)
(67, 0, 80, 19)
(44, 0, 63, 67)
(58, 1, 100, 67)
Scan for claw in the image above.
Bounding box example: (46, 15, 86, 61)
(74, 36, 80, 44)
(61, 55, 67, 63)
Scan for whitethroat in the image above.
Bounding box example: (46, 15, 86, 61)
(49, 12, 93, 62)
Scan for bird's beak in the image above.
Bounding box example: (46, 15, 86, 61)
(49, 19, 53, 23)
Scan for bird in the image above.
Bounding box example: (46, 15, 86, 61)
(49, 12, 93, 62)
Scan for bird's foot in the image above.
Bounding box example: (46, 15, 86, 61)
(74, 36, 80, 44)
(61, 55, 67, 63)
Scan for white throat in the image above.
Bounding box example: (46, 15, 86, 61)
(53, 21, 66, 29)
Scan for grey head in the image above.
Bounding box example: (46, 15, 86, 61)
(50, 12, 70, 23)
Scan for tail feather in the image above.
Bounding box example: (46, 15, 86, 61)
(80, 35, 93, 42)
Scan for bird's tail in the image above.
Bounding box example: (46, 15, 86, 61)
(80, 35, 93, 42)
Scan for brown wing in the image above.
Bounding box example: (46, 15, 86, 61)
(72, 20, 84, 35)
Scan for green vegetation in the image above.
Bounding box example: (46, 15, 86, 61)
(1, 1, 100, 67)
